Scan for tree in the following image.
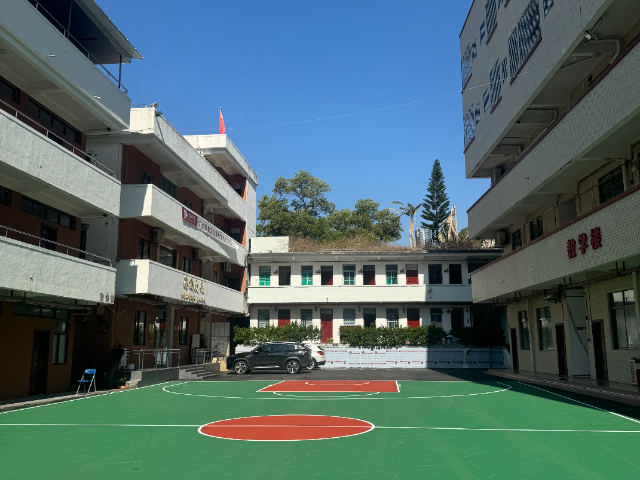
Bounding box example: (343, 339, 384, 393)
(327, 199, 402, 242)
(458, 227, 469, 240)
(389, 201, 421, 247)
(421, 159, 450, 234)
(273, 170, 335, 216)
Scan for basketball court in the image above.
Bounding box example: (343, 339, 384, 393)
(1, 373, 639, 478)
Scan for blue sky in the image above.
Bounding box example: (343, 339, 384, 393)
(101, 0, 488, 240)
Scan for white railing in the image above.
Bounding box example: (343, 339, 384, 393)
(131, 349, 181, 370)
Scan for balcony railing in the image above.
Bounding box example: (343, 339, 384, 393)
(1, 224, 113, 267)
(28, 0, 128, 95)
(0, 98, 117, 179)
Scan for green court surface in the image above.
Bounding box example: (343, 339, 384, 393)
(1, 379, 640, 479)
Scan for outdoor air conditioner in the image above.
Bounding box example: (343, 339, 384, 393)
(152, 228, 165, 242)
(222, 262, 232, 273)
(492, 167, 504, 184)
(194, 248, 202, 260)
(496, 230, 509, 246)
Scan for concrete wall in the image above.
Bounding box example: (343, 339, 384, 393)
(250, 237, 289, 254)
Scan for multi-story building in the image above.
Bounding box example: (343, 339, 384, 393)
(0, 0, 141, 399)
(247, 237, 500, 342)
(460, 0, 640, 385)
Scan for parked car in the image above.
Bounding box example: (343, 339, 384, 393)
(227, 342, 311, 374)
(303, 343, 326, 370)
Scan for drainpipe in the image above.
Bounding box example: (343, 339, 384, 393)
(527, 297, 536, 375)
(633, 273, 640, 345)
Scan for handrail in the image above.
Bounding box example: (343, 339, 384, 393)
(130, 349, 181, 370)
(0, 98, 118, 179)
(1, 224, 113, 267)
(28, 0, 129, 95)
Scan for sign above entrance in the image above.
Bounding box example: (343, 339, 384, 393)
(567, 227, 602, 259)
(181, 275, 206, 304)
(182, 207, 239, 250)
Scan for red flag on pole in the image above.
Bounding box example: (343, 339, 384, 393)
(219, 108, 225, 135)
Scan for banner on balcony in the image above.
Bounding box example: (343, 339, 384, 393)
(182, 207, 239, 250)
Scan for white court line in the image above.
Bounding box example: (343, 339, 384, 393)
(517, 382, 640, 425)
(256, 380, 285, 393)
(272, 392, 381, 398)
(304, 382, 371, 385)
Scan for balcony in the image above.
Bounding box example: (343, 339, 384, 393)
(470, 186, 640, 302)
(119, 184, 246, 265)
(0, 226, 116, 304)
(247, 284, 472, 305)
(116, 260, 246, 315)
(468, 37, 640, 239)
(0, 0, 136, 130)
(0, 107, 120, 216)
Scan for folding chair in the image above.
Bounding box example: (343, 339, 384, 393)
(76, 369, 97, 396)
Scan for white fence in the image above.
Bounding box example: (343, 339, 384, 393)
(235, 345, 507, 369)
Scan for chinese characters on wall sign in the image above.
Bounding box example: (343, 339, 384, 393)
(182, 207, 238, 250)
(567, 227, 602, 259)
(181, 275, 206, 304)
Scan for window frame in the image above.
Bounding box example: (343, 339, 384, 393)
(449, 264, 463, 285)
(141, 170, 155, 185)
(385, 265, 398, 285)
(537, 306, 553, 350)
(259, 266, 271, 286)
(300, 309, 313, 327)
(301, 265, 313, 286)
(20, 196, 75, 229)
(138, 237, 150, 259)
(343, 308, 356, 326)
(183, 256, 191, 274)
(133, 310, 147, 346)
(161, 176, 178, 199)
(428, 264, 443, 285)
(51, 319, 68, 365)
(0, 75, 19, 103)
(27, 99, 80, 145)
(320, 265, 333, 286)
(512, 229, 523, 250)
(598, 167, 624, 205)
(159, 245, 176, 268)
(529, 216, 543, 241)
(258, 309, 270, 327)
(278, 266, 291, 286)
(0, 185, 11, 207)
(610, 289, 637, 349)
(178, 316, 188, 345)
(386, 308, 399, 328)
(363, 265, 376, 285)
(518, 310, 530, 350)
(343, 265, 356, 286)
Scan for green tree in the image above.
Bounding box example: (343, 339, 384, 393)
(273, 170, 335, 216)
(458, 227, 469, 240)
(327, 199, 402, 242)
(421, 159, 450, 234)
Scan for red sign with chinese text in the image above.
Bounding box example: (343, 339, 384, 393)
(567, 227, 601, 259)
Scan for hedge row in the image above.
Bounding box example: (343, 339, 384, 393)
(338, 326, 446, 349)
(233, 323, 322, 345)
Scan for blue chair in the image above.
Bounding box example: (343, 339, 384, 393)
(76, 369, 97, 396)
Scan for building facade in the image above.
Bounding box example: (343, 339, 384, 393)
(460, 0, 640, 385)
(247, 237, 500, 343)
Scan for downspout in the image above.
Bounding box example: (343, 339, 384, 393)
(633, 273, 640, 346)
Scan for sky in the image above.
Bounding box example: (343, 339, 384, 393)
(100, 0, 489, 241)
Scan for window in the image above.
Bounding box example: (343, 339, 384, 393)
(461, 43, 473, 89)
(475, 104, 481, 125)
(509, 0, 541, 79)
(258, 309, 270, 327)
(406, 264, 419, 285)
(529, 216, 543, 241)
(20, 196, 74, 229)
(485, 0, 498, 40)
(183, 256, 191, 274)
(183, 199, 193, 210)
(363, 265, 376, 285)
(386, 265, 398, 285)
(141, 171, 154, 185)
(51, 319, 68, 365)
(611, 289, 637, 349)
(518, 311, 530, 350)
(501, 58, 508, 83)
(480, 21, 486, 43)
(446, 264, 461, 285)
(483, 89, 490, 113)
(386, 308, 399, 328)
(0, 185, 11, 206)
(428, 264, 443, 285)
(27, 99, 80, 144)
(598, 167, 624, 204)
(0, 76, 19, 103)
(159, 246, 176, 268)
(464, 108, 475, 149)
(230, 228, 242, 243)
(543, 0, 554, 17)
(138, 238, 150, 259)
(301, 309, 313, 327)
(259, 266, 271, 286)
(133, 311, 146, 346)
(537, 306, 553, 350)
(301, 266, 313, 285)
(321, 266, 333, 285)
(343, 308, 356, 326)
(512, 229, 523, 250)
(179, 317, 188, 345)
(161, 176, 178, 199)
(343, 265, 355, 285)
(430, 308, 443, 324)
(12, 303, 67, 320)
(279, 266, 291, 286)
(489, 60, 502, 111)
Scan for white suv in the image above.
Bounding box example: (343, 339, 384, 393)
(304, 343, 326, 369)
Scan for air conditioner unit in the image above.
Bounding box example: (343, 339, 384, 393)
(496, 230, 509, 246)
(492, 167, 504, 184)
(152, 228, 165, 242)
(222, 262, 232, 272)
(194, 248, 202, 260)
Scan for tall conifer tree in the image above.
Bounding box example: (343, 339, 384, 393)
(420, 159, 450, 235)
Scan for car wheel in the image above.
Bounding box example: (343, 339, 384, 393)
(234, 360, 249, 375)
(306, 358, 317, 370)
(285, 360, 300, 374)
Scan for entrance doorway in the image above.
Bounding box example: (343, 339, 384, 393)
(320, 309, 333, 343)
(407, 308, 420, 328)
(451, 308, 464, 330)
(555, 324, 568, 376)
(40, 225, 57, 251)
(277, 309, 290, 326)
(30, 331, 50, 396)
(363, 308, 376, 328)
(510, 328, 519, 370)
(592, 320, 608, 382)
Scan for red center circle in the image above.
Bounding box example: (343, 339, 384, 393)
(198, 415, 374, 441)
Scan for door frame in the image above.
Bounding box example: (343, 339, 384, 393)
(320, 309, 333, 343)
(591, 320, 608, 381)
(510, 328, 519, 371)
(30, 330, 50, 396)
(555, 323, 568, 376)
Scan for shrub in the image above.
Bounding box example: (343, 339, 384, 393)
(233, 323, 322, 345)
(338, 325, 446, 349)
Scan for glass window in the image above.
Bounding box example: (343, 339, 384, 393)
(386, 308, 399, 328)
(343, 265, 355, 285)
(530, 216, 543, 241)
(138, 238, 150, 259)
(141, 171, 154, 185)
(518, 310, 530, 350)
(301, 309, 313, 327)
(60, 214, 72, 228)
(159, 246, 175, 268)
(258, 309, 270, 327)
(179, 317, 188, 345)
(27, 100, 80, 144)
(19, 197, 73, 229)
(183, 256, 191, 274)
(537, 306, 553, 350)
(20, 197, 32, 214)
(428, 264, 443, 285)
(133, 311, 146, 346)
(259, 266, 271, 286)
(40, 306, 55, 318)
(611, 289, 637, 349)
(430, 308, 443, 324)
(32, 202, 46, 219)
(449, 264, 462, 284)
(51, 320, 68, 365)
(512, 229, 523, 250)
(0, 76, 18, 103)
(279, 266, 291, 286)
(301, 266, 313, 285)
(0, 186, 11, 207)
(598, 167, 624, 204)
(28, 304, 41, 317)
(161, 176, 178, 199)
(343, 308, 356, 326)
(183, 199, 193, 210)
(508, 0, 541, 77)
(489, 59, 501, 111)
(46, 208, 59, 224)
(386, 265, 398, 285)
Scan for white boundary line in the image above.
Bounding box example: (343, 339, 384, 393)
(256, 380, 285, 393)
(256, 380, 398, 393)
(517, 382, 640, 425)
(272, 392, 381, 398)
